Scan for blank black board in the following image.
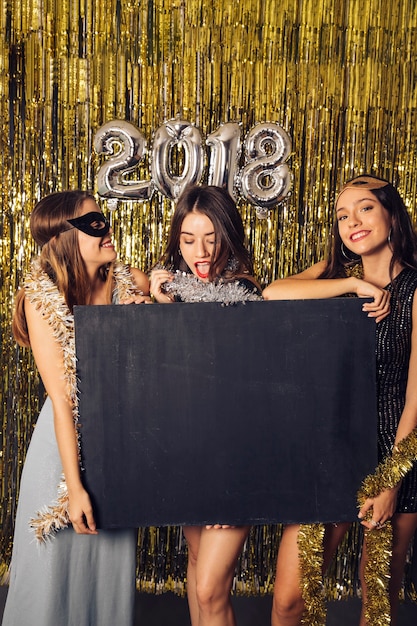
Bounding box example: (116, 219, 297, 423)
(74, 299, 377, 529)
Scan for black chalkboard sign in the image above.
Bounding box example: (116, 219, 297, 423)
(74, 299, 377, 528)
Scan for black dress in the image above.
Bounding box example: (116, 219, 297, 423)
(376, 268, 417, 512)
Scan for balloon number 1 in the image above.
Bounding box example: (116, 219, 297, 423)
(94, 119, 292, 213)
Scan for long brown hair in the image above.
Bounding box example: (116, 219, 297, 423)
(159, 184, 256, 282)
(13, 191, 114, 346)
(320, 175, 417, 281)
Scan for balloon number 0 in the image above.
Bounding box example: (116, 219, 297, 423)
(94, 119, 292, 212)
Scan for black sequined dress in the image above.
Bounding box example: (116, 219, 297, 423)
(376, 268, 417, 512)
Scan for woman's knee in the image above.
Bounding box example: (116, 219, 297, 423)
(272, 589, 304, 621)
(195, 577, 228, 613)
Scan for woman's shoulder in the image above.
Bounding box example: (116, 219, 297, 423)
(233, 275, 262, 294)
(113, 262, 149, 295)
(128, 266, 150, 294)
(403, 266, 417, 278)
(294, 260, 328, 279)
(395, 267, 417, 288)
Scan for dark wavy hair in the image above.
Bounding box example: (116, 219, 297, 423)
(159, 184, 255, 282)
(320, 175, 417, 281)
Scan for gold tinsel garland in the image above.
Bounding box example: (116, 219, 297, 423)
(357, 428, 417, 626)
(298, 523, 326, 625)
(362, 523, 392, 626)
(297, 429, 417, 625)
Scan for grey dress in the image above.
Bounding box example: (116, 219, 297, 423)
(2, 263, 138, 626)
(2, 398, 137, 626)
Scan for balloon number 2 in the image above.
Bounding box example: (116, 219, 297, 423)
(94, 119, 292, 214)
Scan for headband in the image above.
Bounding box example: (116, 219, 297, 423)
(336, 175, 390, 204)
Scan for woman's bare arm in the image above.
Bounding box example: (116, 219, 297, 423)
(25, 297, 98, 534)
(262, 261, 390, 322)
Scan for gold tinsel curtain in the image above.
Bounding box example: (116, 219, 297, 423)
(1, 0, 417, 596)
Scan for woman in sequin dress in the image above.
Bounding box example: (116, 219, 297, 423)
(3, 191, 150, 626)
(263, 175, 417, 626)
(150, 184, 261, 626)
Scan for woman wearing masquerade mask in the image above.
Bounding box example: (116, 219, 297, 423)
(3, 191, 150, 626)
(150, 184, 261, 626)
(263, 175, 417, 626)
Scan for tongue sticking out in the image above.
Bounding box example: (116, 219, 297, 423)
(195, 263, 210, 279)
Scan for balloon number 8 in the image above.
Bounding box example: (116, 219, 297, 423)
(94, 119, 292, 212)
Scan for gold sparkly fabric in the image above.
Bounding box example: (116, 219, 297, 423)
(1, 0, 417, 600)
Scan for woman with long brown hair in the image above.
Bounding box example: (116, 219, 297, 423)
(3, 191, 150, 626)
(263, 174, 417, 626)
(150, 184, 261, 626)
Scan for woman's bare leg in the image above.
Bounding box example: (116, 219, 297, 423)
(322, 522, 352, 570)
(272, 522, 350, 626)
(183, 525, 249, 626)
(183, 526, 203, 626)
(272, 525, 304, 626)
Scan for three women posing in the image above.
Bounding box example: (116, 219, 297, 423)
(6, 178, 417, 626)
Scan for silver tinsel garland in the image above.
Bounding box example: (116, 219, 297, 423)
(162, 271, 263, 304)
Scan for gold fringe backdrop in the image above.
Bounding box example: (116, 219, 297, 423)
(1, 0, 417, 597)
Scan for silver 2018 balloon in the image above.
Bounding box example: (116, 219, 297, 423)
(94, 120, 153, 200)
